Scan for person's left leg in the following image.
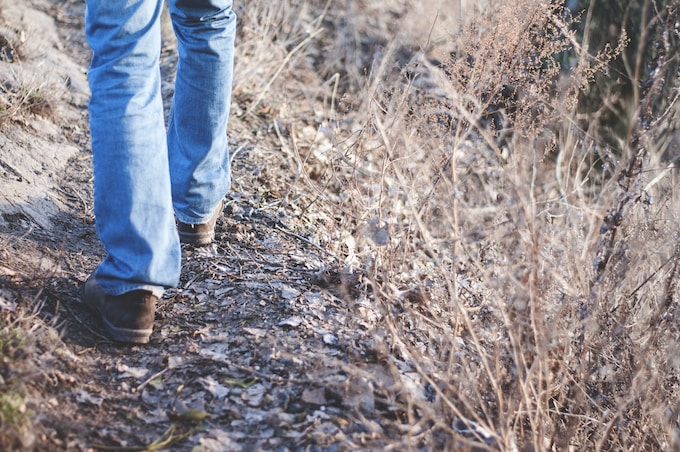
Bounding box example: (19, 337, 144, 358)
(167, 0, 236, 245)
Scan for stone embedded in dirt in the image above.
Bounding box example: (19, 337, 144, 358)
(322, 333, 338, 345)
(243, 327, 267, 338)
(278, 316, 303, 328)
(301, 387, 327, 405)
(280, 285, 301, 299)
(198, 376, 229, 399)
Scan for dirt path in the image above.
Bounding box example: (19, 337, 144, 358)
(0, 1, 405, 450)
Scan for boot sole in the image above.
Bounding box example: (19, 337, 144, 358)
(178, 230, 215, 246)
(102, 317, 152, 344)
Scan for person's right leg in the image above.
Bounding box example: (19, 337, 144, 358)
(84, 0, 181, 343)
(168, 0, 236, 245)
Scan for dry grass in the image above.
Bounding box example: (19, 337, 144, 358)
(239, 0, 680, 449)
(0, 11, 60, 124)
(0, 315, 34, 450)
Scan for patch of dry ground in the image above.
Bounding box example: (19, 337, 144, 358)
(0, 0, 438, 450)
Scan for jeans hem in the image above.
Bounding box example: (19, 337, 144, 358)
(95, 276, 166, 299)
(174, 198, 224, 225)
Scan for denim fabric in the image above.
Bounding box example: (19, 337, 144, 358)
(85, 0, 235, 296)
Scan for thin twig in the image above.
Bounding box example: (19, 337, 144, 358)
(133, 367, 169, 393)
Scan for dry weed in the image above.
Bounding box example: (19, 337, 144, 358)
(0, 11, 61, 124)
(0, 280, 61, 451)
(279, 0, 680, 449)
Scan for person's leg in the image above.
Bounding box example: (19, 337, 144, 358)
(167, 0, 236, 232)
(85, 0, 181, 298)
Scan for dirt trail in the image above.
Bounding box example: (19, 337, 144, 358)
(0, 1, 399, 450)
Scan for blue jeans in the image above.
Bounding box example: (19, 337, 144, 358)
(85, 0, 235, 297)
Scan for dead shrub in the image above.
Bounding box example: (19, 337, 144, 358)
(280, 0, 680, 449)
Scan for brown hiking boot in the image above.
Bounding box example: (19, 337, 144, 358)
(177, 200, 223, 246)
(81, 275, 156, 344)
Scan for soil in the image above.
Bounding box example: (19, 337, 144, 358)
(1, 1, 414, 450)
